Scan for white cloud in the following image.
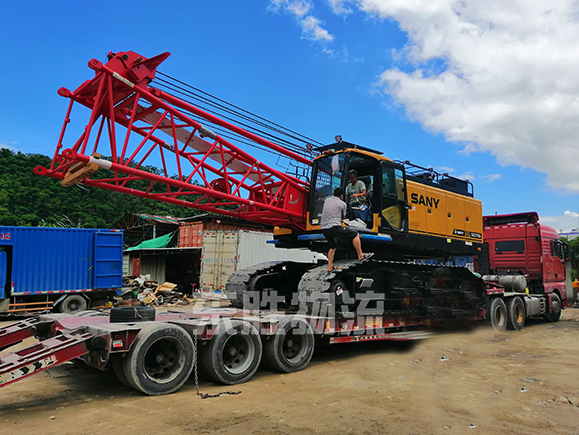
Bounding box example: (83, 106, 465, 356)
(300, 15, 334, 41)
(540, 210, 579, 233)
(456, 171, 475, 181)
(287, 0, 311, 16)
(268, 1, 334, 42)
(435, 165, 454, 173)
(327, 0, 353, 15)
(480, 173, 502, 182)
(0, 141, 19, 152)
(338, 0, 579, 192)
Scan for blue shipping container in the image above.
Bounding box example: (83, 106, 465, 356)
(0, 226, 123, 302)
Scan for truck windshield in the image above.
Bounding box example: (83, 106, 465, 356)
(309, 154, 345, 225)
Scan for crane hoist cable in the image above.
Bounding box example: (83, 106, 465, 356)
(153, 72, 322, 159)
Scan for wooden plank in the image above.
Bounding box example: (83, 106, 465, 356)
(61, 162, 99, 187)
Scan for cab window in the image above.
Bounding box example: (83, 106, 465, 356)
(309, 154, 345, 225)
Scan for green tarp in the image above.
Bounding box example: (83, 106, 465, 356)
(127, 232, 175, 250)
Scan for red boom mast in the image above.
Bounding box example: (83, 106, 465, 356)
(35, 51, 311, 230)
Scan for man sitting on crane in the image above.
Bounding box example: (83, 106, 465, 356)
(345, 169, 367, 220)
(321, 187, 366, 271)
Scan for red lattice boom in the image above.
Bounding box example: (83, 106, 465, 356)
(34, 51, 311, 230)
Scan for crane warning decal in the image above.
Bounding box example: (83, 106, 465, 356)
(0, 355, 57, 386)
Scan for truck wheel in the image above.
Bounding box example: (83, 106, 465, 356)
(543, 293, 562, 322)
(263, 316, 315, 373)
(110, 306, 156, 323)
(202, 319, 262, 385)
(111, 355, 130, 387)
(507, 297, 525, 331)
(489, 298, 507, 332)
(122, 323, 194, 395)
(58, 295, 88, 314)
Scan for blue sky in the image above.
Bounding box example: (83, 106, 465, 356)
(2, 0, 579, 231)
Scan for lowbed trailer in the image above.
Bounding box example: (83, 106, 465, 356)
(0, 303, 434, 396)
(0, 263, 560, 396)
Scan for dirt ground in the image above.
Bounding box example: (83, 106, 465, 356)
(1, 309, 579, 435)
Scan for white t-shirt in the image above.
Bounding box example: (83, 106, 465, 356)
(321, 196, 347, 229)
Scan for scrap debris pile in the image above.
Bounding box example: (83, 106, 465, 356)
(121, 275, 191, 307)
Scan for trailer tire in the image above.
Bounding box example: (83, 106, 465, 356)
(202, 319, 262, 385)
(263, 316, 315, 373)
(122, 323, 194, 395)
(489, 298, 507, 332)
(543, 293, 562, 323)
(111, 355, 130, 387)
(110, 306, 156, 323)
(58, 295, 88, 314)
(507, 297, 525, 331)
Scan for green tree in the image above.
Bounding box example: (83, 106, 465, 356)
(0, 149, 202, 228)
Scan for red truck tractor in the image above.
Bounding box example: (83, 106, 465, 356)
(479, 212, 569, 331)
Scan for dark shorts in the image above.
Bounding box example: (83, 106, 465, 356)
(323, 226, 358, 249)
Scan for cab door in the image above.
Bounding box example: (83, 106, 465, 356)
(379, 162, 408, 232)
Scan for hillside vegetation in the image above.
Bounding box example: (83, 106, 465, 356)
(0, 149, 198, 228)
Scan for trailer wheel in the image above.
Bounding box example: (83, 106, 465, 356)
(543, 293, 562, 323)
(489, 298, 507, 332)
(58, 295, 88, 314)
(111, 355, 130, 387)
(110, 306, 156, 323)
(122, 323, 194, 395)
(263, 316, 315, 373)
(202, 319, 262, 385)
(507, 297, 525, 331)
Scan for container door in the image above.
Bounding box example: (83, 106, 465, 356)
(200, 231, 238, 292)
(0, 250, 6, 299)
(93, 231, 123, 289)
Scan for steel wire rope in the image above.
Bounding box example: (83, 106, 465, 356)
(152, 78, 310, 157)
(153, 72, 323, 150)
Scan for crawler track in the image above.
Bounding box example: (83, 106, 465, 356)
(226, 259, 486, 326)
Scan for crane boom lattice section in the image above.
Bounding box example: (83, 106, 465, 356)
(35, 51, 312, 230)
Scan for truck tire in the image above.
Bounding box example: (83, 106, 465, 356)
(110, 306, 156, 323)
(58, 295, 88, 314)
(489, 298, 507, 332)
(507, 297, 525, 331)
(543, 293, 562, 322)
(202, 319, 262, 385)
(263, 316, 315, 373)
(122, 323, 194, 395)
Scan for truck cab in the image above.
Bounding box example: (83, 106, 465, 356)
(483, 212, 570, 307)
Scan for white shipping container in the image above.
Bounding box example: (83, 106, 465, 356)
(200, 230, 324, 292)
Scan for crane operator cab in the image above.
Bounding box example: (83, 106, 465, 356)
(307, 142, 408, 234)
(304, 140, 484, 259)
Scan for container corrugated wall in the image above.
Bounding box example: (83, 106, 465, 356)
(179, 222, 204, 248)
(0, 226, 123, 295)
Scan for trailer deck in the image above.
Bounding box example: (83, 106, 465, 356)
(0, 307, 432, 395)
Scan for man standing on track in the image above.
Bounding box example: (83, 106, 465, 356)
(321, 187, 366, 271)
